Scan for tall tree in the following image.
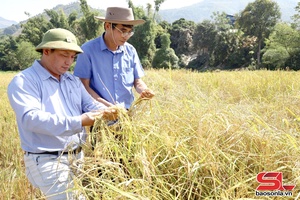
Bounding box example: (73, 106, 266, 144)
(212, 12, 250, 69)
(191, 13, 257, 71)
(190, 20, 217, 70)
(19, 15, 53, 46)
(262, 23, 300, 70)
(169, 18, 196, 56)
(16, 41, 40, 70)
(45, 9, 69, 29)
(236, 0, 281, 68)
(193, 20, 217, 55)
(0, 36, 18, 70)
(74, 0, 102, 43)
(130, 19, 156, 69)
(152, 33, 179, 69)
(291, 2, 300, 30)
(128, 3, 156, 69)
(155, 21, 170, 49)
(153, 0, 165, 21)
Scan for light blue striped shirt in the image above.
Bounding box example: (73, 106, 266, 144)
(7, 60, 105, 153)
(74, 34, 145, 109)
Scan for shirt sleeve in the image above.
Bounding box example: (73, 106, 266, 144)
(80, 79, 107, 112)
(74, 48, 92, 79)
(131, 46, 145, 79)
(7, 74, 83, 137)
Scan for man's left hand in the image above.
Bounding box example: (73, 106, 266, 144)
(140, 89, 155, 99)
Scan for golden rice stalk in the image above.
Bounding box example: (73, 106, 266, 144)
(127, 97, 152, 118)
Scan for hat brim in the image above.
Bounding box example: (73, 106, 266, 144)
(35, 41, 83, 53)
(94, 16, 145, 26)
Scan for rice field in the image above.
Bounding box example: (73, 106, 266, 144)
(1, 69, 300, 199)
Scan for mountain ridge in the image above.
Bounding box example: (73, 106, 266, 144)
(158, 0, 298, 23)
(0, 17, 18, 29)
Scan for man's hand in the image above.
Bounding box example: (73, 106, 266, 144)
(102, 106, 120, 121)
(82, 111, 102, 126)
(82, 107, 120, 126)
(140, 88, 155, 99)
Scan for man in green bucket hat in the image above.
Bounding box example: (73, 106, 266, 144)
(7, 28, 118, 199)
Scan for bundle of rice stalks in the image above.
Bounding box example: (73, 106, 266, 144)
(80, 98, 153, 199)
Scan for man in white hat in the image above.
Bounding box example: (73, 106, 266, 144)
(74, 7, 154, 111)
(7, 28, 118, 199)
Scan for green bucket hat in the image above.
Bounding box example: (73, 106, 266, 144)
(35, 28, 83, 53)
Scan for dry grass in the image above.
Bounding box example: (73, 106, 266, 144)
(1, 69, 300, 199)
(0, 72, 43, 199)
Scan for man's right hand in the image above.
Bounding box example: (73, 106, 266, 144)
(82, 111, 102, 126)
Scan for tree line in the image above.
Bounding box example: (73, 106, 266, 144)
(1, 0, 300, 71)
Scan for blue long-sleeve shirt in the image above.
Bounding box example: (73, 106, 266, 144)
(7, 60, 105, 153)
(74, 34, 145, 109)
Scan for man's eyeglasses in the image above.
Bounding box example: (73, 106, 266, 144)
(113, 26, 134, 38)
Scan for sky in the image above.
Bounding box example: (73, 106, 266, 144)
(0, 0, 203, 23)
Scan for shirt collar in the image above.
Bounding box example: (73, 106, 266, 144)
(100, 33, 124, 53)
(32, 60, 71, 81)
